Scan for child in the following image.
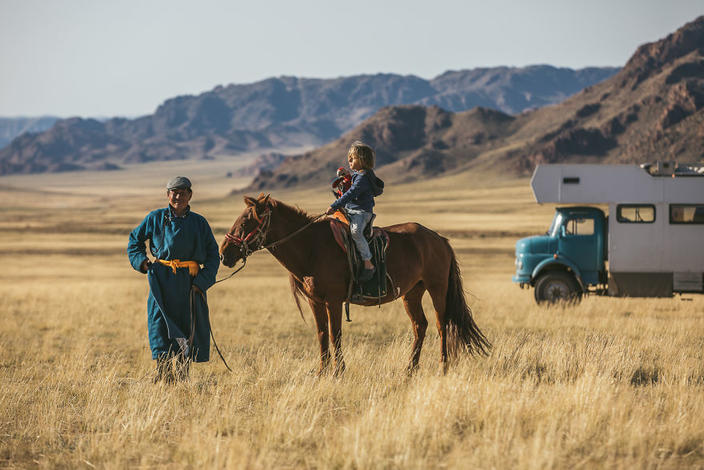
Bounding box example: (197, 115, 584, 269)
(326, 141, 384, 281)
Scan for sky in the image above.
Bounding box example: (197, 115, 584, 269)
(0, 0, 701, 118)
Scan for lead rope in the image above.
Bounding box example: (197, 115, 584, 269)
(201, 257, 246, 373)
(213, 257, 247, 284)
(189, 286, 233, 372)
(206, 302, 233, 372)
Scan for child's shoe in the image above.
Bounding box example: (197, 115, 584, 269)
(359, 266, 375, 282)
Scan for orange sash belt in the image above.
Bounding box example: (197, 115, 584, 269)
(157, 259, 200, 276)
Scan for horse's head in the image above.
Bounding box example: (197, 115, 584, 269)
(220, 193, 272, 267)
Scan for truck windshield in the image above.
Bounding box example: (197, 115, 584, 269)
(548, 212, 563, 237)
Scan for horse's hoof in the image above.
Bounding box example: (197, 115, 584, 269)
(333, 362, 346, 377)
(308, 364, 327, 377)
(315, 364, 331, 377)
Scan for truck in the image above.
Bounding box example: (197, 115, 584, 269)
(513, 161, 704, 304)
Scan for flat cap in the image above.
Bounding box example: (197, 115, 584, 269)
(166, 176, 192, 191)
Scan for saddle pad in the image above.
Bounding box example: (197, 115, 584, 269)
(329, 218, 349, 253)
(328, 217, 390, 254)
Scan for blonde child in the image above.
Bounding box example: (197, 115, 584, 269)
(326, 141, 384, 281)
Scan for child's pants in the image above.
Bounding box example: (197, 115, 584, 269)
(347, 209, 373, 261)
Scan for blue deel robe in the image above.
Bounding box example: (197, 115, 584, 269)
(127, 206, 220, 362)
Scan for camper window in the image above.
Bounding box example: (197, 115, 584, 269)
(616, 204, 655, 223)
(670, 204, 704, 224)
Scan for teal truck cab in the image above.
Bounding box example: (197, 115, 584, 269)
(513, 206, 607, 303)
(514, 162, 704, 304)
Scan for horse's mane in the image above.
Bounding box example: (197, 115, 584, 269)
(269, 198, 317, 224)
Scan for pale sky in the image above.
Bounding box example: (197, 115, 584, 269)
(0, 0, 701, 118)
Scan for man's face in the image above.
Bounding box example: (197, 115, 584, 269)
(167, 188, 192, 211)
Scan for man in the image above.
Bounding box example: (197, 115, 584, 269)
(127, 177, 220, 382)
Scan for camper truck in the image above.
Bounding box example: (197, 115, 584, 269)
(513, 162, 704, 304)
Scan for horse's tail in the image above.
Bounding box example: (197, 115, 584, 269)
(445, 249, 491, 356)
(289, 274, 307, 324)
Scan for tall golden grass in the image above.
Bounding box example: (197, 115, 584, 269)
(1, 166, 703, 468)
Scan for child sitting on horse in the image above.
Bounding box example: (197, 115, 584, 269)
(326, 141, 384, 281)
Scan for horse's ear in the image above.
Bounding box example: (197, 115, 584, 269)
(261, 193, 271, 207)
(243, 195, 257, 207)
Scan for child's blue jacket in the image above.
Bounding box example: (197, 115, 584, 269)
(330, 170, 383, 212)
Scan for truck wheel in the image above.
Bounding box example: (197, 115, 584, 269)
(534, 271, 582, 305)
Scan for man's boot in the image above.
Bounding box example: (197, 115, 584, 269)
(175, 354, 191, 382)
(153, 354, 175, 384)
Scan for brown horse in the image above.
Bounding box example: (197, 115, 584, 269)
(219, 193, 490, 375)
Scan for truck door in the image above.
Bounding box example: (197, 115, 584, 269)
(558, 215, 600, 283)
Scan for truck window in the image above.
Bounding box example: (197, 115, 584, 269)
(617, 204, 655, 223)
(564, 217, 594, 235)
(670, 204, 704, 224)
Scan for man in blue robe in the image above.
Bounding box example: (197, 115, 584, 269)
(128, 176, 220, 382)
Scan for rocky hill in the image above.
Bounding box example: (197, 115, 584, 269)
(248, 105, 518, 189)
(0, 117, 59, 148)
(248, 16, 704, 190)
(0, 66, 617, 175)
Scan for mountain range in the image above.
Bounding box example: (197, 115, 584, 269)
(0, 66, 618, 175)
(248, 16, 704, 191)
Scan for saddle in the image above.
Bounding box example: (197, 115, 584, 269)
(329, 211, 392, 314)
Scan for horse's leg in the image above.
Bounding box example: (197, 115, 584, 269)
(325, 302, 346, 376)
(426, 279, 450, 375)
(308, 298, 330, 375)
(402, 282, 428, 374)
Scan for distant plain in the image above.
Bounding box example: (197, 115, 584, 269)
(1, 160, 703, 468)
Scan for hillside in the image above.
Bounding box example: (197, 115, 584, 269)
(0, 116, 59, 148)
(248, 105, 518, 189)
(0, 66, 617, 175)
(249, 16, 704, 190)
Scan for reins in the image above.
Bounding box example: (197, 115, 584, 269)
(262, 213, 326, 250)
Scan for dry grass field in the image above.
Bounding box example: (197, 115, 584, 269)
(1, 160, 703, 469)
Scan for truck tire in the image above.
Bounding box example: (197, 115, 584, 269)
(534, 271, 582, 305)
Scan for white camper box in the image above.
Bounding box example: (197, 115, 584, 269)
(531, 163, 704, 296)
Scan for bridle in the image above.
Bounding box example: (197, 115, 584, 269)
(222, 204, 326, 263)
(223, 205, 272, 259)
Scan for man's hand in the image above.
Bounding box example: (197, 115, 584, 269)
(325, 206, 336, 215)
(140, 259, 152, 273)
